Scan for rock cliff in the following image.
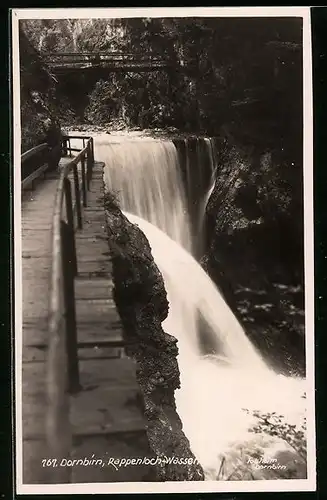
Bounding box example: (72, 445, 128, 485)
(202, 139, 305, 376)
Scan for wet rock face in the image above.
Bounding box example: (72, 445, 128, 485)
(104, 193, 204, 482)
(202, 141, 305, 376)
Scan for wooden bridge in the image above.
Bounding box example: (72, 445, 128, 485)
(21, 135, 155, 484)
(42, 52, 171, 74)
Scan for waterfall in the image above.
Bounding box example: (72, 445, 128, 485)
(97, 134, 192, 252)
(183, 137, 216, 257)
(125, 212, 265, 369)
(93, 133, 306, 478)
(125, 213, 305, 476)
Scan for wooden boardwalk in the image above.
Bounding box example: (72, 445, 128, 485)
(22, 156, 153, 484)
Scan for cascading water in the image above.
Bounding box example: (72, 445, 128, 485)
(183, 137, 216, 257)
(98, 135, 192, 252)
(93, 133, 306, 479)
(124, 213, 306, 477)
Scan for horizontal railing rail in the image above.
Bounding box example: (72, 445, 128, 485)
(21, 142, 48, 163)
(43, 51, 165, 60)
(43, 52, 169, 71)
(46, 135, 95, 483)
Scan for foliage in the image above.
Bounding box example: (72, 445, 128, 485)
(21, 18, 129, 53)
(19, 24, 78, 150)
(104, 191, 120, 211)
(21, 97, 49, 151)
(210, 404, 307, 481)
(243, 406, 307, 462)
(85, 72, 176, 129)
(20, 17, 303, 157)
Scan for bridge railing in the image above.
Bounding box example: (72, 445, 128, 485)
(44, 51, 164, 62)
(43, 51, 167, 69)
(46, 135, 94, 482)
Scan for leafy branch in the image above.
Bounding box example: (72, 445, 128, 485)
(243, 405, 307, 462)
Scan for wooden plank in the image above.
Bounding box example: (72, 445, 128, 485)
(72, 419, 146, 438)
(23, 346, 46, 363)
(23, 300, 49, 320)
(22, 253, 52, 259)
(22, 177, 60, 205)
(22, 231, 51, 251)
(76, 297, 114, 305)
(23, 320, 122, 345)
(22, 264, 51, 281)
(23, 388, 145, 440)
(24, 362, 144, 439)
(78, 358, 139, 387)
(23, 439, 49, 484)
(77, 346, 124, 360)
(76, 298, 118, 318)
(80, 223, 106, 232)
(83, 208, 106, 218)
(21, 213, 55, 220)
(22, 362, 47, 439)
(77, 263, 112, 275)
(22, 223, 53, 231)
(76, 319, 122, 336)
(76, 243, 110, 254)
(75, 233, 107, 241)
(77, 255, 110, 264)
(23, 345, 125, 363)
(75, 278, 113, 298)
(23, 317, 48, 332)
(21, 202, 57, 211)
(70, 384, 145, 435)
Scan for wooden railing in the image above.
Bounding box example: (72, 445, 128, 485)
(21, 142, 61, 189)
(46, 135, 95, 483)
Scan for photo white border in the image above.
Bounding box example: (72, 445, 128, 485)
(12, 6, 316, 495)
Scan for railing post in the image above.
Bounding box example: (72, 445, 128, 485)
(60, 220, 80, 394)
(73, 164, 83, 230)
(90, 137, 95, 165)
(81, 156, 87, 207)
(86, 142, 92, 190)
(62, 137, 68, 157)
(64, 177, 78, 277)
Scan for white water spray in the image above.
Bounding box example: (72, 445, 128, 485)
(93, 133, 306, 478)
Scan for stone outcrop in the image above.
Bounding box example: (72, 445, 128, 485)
(104, 191, 204, 482)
